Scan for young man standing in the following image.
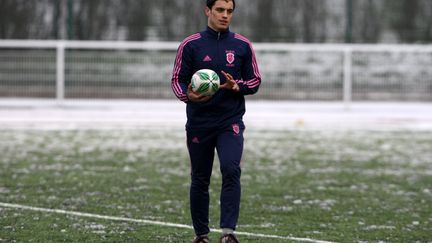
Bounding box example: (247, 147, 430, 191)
(171, 0, 261, 242)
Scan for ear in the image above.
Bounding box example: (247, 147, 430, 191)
(205, 6, 211, 17)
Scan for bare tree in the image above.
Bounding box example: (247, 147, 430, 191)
(0, 0, 43, 38)
(419, 0, 432, 42)
(386, 0, 421, 43)
(251, 0, 276, 42)
(0, 0, 431, 43)
(301, 0, 328, 42)
(73, 0, 113, 40)
(119, 0, 154, 40)
(352, 0, 383, 43)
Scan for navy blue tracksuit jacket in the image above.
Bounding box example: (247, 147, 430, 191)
(172, 26, 261, 130)
(171, 26, 261, 235)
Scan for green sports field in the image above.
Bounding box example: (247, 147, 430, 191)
(0, 129, 431, 242)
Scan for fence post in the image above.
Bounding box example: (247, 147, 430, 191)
(343, 47, 352, 110)
(56, 41, 65, 104)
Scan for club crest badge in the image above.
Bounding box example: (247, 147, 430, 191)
(232, 123, 240, 135)
(226, 50, 235, 66)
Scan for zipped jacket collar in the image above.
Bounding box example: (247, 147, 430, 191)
(204, 26, 230, 40)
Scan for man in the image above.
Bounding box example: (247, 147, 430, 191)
(171, 0, 261, 242)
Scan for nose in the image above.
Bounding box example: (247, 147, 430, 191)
(222, 10, 228, 18)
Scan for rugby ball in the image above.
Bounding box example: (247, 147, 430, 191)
(191, 69, 220, 96)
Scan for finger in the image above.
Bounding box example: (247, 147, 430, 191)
(196, 95, 211, 102)
(187, 84, 194, 98)
(219, 83, 229, 89)
(221, 72, 228, 80)
(196, 93, 206, 99)
(221, 70, 232, 79)
(187, 83, 193, 94)
(202, 96, 211, 101)
(233, 84, 240, 92)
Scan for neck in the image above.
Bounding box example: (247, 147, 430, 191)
(207, 25, 229, 33)
(208, 23, 228, 33)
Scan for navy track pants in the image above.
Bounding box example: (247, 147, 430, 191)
(186, 123, 244, 236)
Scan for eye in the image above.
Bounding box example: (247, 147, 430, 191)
(214, 7, 233, 14)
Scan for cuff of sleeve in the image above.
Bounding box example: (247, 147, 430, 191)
(236, 80, 247, 94)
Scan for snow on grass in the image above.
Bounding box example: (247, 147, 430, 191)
(0, 128, 431, 242)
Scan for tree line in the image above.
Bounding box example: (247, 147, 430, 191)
(0, 0, 431, 43)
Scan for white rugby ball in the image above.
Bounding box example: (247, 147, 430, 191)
(191, 69, 220, 96)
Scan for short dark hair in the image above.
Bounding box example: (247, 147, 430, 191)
(206, 0, 236, 10)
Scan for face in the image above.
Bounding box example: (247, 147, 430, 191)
(206, 0, 234, 32)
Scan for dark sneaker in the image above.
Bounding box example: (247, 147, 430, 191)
(193, 235, 210, 243)
(219, 233, 239, 243)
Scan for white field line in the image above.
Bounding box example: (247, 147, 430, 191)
(0, 202, 336, 243)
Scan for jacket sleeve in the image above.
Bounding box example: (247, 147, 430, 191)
(171, 41, 194, 103)
(237, 42, 261, 95)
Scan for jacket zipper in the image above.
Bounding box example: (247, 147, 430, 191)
(217, 32, 221, 82)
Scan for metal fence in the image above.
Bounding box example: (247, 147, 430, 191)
(1, 40, 431, 104)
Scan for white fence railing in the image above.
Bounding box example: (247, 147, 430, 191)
(1, 40, 432, 105)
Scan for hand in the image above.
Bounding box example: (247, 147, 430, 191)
(187, 83, 212, 103)
(220, 71, 240, 92)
